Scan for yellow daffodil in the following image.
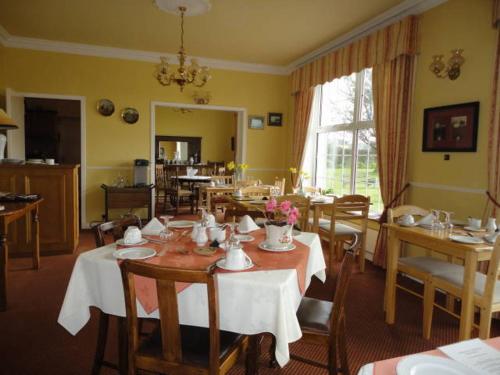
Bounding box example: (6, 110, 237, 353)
(289, 167, 297, 174)
(227, 161, 235, 171)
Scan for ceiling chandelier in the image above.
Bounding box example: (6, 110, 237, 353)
(155, 3, 211, 92)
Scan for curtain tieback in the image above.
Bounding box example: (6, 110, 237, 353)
(378, 183, 411, 224)
(486, 191, 500, 208)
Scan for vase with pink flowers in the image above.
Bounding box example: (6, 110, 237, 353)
(263, 198, 300, 249)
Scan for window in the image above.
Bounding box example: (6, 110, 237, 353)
(303, 68, 382, 213)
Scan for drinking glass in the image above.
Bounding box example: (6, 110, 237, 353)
(159, 215, 174, 239)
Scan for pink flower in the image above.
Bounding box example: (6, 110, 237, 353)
(265, 198, 278, 212)
(287, 207, 300, 225)
(279, 200, 292, 214)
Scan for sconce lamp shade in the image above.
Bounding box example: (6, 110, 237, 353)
(0, 109, 18, 130)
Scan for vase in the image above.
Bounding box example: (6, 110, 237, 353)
(264, 221, 293, 249)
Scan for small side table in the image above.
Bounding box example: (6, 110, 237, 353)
(101, 185, 154, 222)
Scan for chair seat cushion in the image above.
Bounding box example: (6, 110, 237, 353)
(138, 324, 244, 365)
(398, 256, 462, 276)
(435, 269, 500, 303)
(296, 296, 333, 334)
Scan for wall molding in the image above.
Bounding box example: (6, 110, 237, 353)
(410, 181, 485, 195)
(285, 0, 447, 71)
(0, 0, 446, 76)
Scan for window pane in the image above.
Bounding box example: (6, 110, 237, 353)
(354, 128, 381, 213)
(315, 131, 353, 195)
(320, 73, 356, 127)
(360, 68, 373, 122)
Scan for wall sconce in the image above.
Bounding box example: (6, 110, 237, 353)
(429, 49, 465, 80)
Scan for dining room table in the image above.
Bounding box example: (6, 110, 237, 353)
(357, 336, 500, 375)
(58, 226, 326, 374)
(384, 223, 494, 341)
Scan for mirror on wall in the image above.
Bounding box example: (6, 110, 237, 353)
(155, 136, 201, 163)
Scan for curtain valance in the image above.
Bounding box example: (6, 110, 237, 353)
(291, 15, 419, 94)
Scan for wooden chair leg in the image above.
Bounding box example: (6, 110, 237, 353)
(338, 316, 350, 375)
(268, 334, 278, 368)
(91, 312, 110, 375)
(329, 241, 336, 275)
(422, 281, 435, 340)
(478, 307, 492, 339)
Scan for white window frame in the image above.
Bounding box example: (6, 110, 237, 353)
(305, 69, 376, 198)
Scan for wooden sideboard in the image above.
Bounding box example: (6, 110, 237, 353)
(0, 164, 79, 256)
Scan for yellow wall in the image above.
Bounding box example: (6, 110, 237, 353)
(407, 0, 497, 222)
(155, 107, 235, 162)
(0, 48, 289, 225)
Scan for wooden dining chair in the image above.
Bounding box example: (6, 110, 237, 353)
(240, 185, 271, 197)
(164, 166, 195, 214)
(270, 235, 358, 375)
(120, 261, 249, 375)
(91, 215, 142, 375)
(275, 195, 311, 231)
(211, 175, 233, 185)
(303, 186, 322, 195)
(274, 177, 286, 195)
(155, 164, 167, 212)
(235, 179, 261, 188)
(386, 205, 463, 338)
(312, 195, 369, 273)
(423, 237, 500, 340)
(223, 206, 266, 223)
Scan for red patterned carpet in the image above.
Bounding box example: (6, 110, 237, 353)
(1, 214, 498, 374)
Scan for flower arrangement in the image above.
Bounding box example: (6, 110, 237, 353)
(265, 198, 300, 226)
(289, 167, 310, 189)
(227, 161, 249, 172)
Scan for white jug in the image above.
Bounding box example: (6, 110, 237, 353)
(195, 226, 208, 246)
(486, 218, 497, 233)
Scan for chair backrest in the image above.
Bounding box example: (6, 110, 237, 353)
(224, 207, 266, 222)
(120, 261, 222, 373)
(92, 214, 142, 247)
(330, 241, 356, 339)
(276, 195, 311, 231)
(155, 164, 166, 189)
(274, 178, 286, 195)
(235, 179, 261, 188)
(387, 205, 429, 224)
(303, 186, 321, 195)
(482, 237, 500, 308)
(240, 185, 271, 197)
(211, 175, 233, 185)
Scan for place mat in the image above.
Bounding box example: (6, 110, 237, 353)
(117, 228, 310, 314)
(373, 336, 500, 375)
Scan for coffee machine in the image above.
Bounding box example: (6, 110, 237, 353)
(133, 159, 149, 187)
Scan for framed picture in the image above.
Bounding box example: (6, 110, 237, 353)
(248, 115, 265, 130)
(268, 112, 283, 126)
(422, 101, 480, 152)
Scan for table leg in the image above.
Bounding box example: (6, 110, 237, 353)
(117, 317, 128, 375)
(0, 231, 7, 312)
(385, 229, 399, 324)
(245, 334, 263, 375)
(459, 252, 477, 340)
(31, 207, 40, 270)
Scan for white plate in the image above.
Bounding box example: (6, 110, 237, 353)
(398, 222, 418, 227)
(216, 257, 254, 271)
(449, 235, 484, 244)
(396, 354, 475, 375)
(464, 226, 485, 232)
(113, 247, 156, 260)
(234, 234, 255, 242)
(167, 220, 196, 229)
(116, 238, 148, 246)
(258, 241, 296, 252)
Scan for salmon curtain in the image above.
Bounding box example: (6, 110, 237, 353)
(485, 1, 500, 220)
(371, 55, 416, 267)
(290, 88, 315, 187)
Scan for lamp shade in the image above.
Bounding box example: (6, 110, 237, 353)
(0, 109, 18, 130)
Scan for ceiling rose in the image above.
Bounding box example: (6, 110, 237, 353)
(154, 0, 211, 16)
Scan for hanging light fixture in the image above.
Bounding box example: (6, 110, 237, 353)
(155, 1, 211, 92)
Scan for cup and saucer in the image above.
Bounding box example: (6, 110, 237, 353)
(397, 214, 417, 227)
(116, 226, 148, 246)
(216, 247, 254, 271)
(464, 218, 485, 232)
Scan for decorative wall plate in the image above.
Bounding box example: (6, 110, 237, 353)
(121, 107, 139, 124)
(97, 99, 115, 116)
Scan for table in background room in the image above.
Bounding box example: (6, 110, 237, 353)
(101, 184, 153, 222)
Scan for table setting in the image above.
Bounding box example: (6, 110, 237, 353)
(58, 201, 326, 367)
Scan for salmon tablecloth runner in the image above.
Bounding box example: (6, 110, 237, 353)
(372, 336, 500, 375)
(118, 229, 310, 314)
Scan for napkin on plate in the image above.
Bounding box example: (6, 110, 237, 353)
(417, 213, 434, 226)
(141, 218, 165, 236)
(238, 215, 260, 233)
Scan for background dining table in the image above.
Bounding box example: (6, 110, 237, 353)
(58, 230, 326, 370)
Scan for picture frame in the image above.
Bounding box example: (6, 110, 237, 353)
(268, 112, 283, 126)
(422, 101, 480, 152)
(248, 115, 265, 130)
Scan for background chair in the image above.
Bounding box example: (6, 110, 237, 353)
(164, 165, 195, 214)
(235, 179, 261, 188)
(120, 261, 249, 374)
(155, 164, 167, 212)
(424, 237, 500, 340)
(91, 215, 142, 375)
(274, 177, 286, 195)
(240, 185, 271, 197)
(303, 186, 322, 195)
(312, 194, 370, 273)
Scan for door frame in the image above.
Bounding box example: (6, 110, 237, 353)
(5, 88, 87, 228)
(150, 101, 247, 210)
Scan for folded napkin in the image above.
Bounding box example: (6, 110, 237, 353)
(238, 215, 260, 233)
(141, 218, 165, 236)
(417, 213, 434, 226)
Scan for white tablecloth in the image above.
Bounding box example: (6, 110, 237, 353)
(58, 232, 326, 367)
